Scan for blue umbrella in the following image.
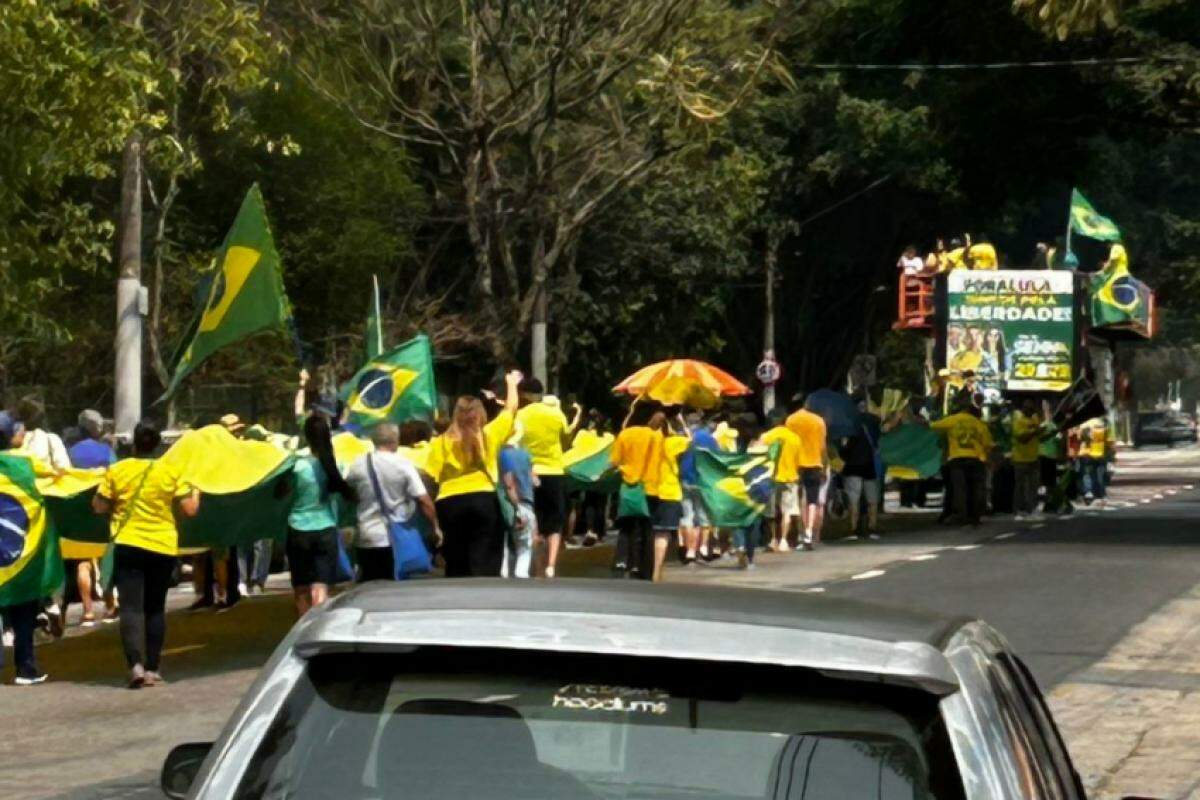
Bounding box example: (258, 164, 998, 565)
(805, 389, 862, 440)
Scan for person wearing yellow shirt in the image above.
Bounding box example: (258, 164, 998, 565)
(761, 411, 802, 552)
(967, 236, 998, 270)
(650, 416, 691, 582)
(930, 404, 994, 525)
(1010, 400, 1043, 520)
(424, 370, 523, 577)
(1079, 417, 1109, 507)
(91, 421, 200, 689)
(785, 396, 828, 549)
(609, 403, 665, 579)
(516, 378, 583, 579)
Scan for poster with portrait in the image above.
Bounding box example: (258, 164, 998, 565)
(944, 270, 1075, 397)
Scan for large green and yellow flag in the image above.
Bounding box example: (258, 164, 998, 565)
(1090, 243, 1153, 336)
(0, 455, 64, 606)
(166, 426, 296, 550)
(1070, 189, 1122, 243)
(694, 443, 780, 529)
(162, 184, 293, 399)
(880, 423, 943, 481)
(563, 430, 619, 494)
(340, 334, 438, 428)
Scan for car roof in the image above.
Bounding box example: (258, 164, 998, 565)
(294, 579, 973, 696)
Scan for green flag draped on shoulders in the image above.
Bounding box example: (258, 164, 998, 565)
(0, 455, 64, 606)
(340, 334, 438, 428)
(162, 184, 294, 400)
(564, 431, 619, 494)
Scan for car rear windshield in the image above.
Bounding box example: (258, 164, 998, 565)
(234, 648, 965, 800)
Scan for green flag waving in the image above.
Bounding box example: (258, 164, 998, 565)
(341, 334, 438, 427)
(1069, 189, 1122, 243)
(163, 184, 293, 399)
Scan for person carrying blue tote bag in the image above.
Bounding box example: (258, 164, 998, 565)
(366, 453, 433, 579)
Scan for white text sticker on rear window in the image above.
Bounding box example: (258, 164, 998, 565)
(552, 684, 669, 715)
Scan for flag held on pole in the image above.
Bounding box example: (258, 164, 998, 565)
(341, 335, 438, 427)
(161, 184, 294, 400)
(1069, 189, 1122, 243)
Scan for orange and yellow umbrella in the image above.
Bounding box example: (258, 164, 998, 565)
(613, 359, 751, 409)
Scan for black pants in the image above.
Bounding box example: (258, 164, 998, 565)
(114, 544, 177, 671)
(356, 547, 395, 582)
(436, 492, 504, 577)
(0, 601, 40, 679)
(947, 458, 987, 524)
(614, 516, 652, 579)
(581, 492, 608, 538)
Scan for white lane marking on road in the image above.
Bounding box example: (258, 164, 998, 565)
(908, 553, 938, 562)
(851, 569, 886, 580)
(1188, 485, 1196, 490)
(1032, 523, 1046, 529)
(995, 532, 1017, 540)
(1154, 494, 1165, 500)
(802, 587, 826, 593)
(1141, 498, 1153, 504)
(953, 544, 982, 551)
(1166, 489, 1178, 496)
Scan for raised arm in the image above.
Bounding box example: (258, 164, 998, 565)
(503, 370, 522, 414)
(293, 368, 310, 420)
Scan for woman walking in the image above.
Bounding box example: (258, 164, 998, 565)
(92, 421, 200, 689)
(286, 414, 356, 617)
(424, 370, 522, 577)
(609, 402, 664, 579)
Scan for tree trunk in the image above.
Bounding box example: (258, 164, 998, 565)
(762, 230, 778, 416)
(114, 133, 143, 437)
(530, 232, 548, 385)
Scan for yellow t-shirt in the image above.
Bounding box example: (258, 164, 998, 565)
(944, 247, 967, 271)
(98, 458, 192, 556)
(968, 243, 998, 270)
(761, 425, 802, 483)
(930, 413, 994, 462)
(424, 410, 516, 499)
(655, 435, 691, 502)
(1086, 421, 1108, 459)
(398, 442, 430, 472)
(610, 426, 663, 490)
(1011, 412, 1042, 464)
(785, 409, 827, 469)
(517, 402, 570, 476)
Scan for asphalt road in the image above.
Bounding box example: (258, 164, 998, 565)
(3, 444, 1198, 799)
(823, 448, 1200, 687)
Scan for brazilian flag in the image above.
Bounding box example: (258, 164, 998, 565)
(1091, 244, 1153, 334)
(162, 184, 293, 399)
(341, 335, 438, 427)
(694, 443, 781, 529)
(1069, 189, 1122, 243)
(0, 455, 64, 606)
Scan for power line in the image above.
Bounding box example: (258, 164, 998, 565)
(795, 55, 1186, 72)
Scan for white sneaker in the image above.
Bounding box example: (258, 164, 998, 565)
(14, 673, 48, 686)
(2, 630, 13, 648)
(777, 540, 791, 553)
(237, 582, 249, 597)
(1014, 514, 1026, 521)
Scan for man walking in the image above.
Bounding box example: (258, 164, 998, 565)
(786, 394, 829, 549)
(64, 409, 117, 626)
(1010, 400, 1043, 520)
(931, 400, 994, 525)
(345, 423, 438, 581)
(516, 378, 582, 578)
(761, 410, 802, 551)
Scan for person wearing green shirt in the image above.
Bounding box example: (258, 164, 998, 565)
(286, 414, 357, 617)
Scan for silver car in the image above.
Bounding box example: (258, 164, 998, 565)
(163, 579, 1091, 799)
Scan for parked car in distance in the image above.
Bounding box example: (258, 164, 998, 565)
(162, 580, 1153, 799)
(1134, 411, 1198, 448)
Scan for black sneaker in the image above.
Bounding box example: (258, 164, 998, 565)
(187, 598, 214, 612)
(582, 533, 598, 547)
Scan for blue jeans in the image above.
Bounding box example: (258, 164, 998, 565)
(237, 539, 273, 587)
(1080, 458, 1107, 500)
(0, 601, 41, 679)
(732, 518, 763, 563)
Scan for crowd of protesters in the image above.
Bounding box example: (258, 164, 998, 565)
(0, 362, 1120, 687)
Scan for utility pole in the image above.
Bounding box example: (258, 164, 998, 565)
(113, 0, 144, 437)
(762, 235, 778, 416)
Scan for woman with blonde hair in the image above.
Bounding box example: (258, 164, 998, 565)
(424, 370, 523, 576)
